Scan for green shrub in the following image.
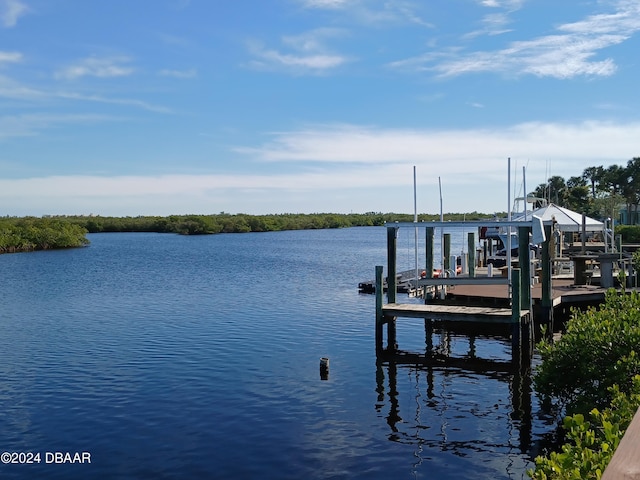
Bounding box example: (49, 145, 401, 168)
(528, 376, 640, 479)
(615, 225, 640, 243)
(534, 290, 640, 415)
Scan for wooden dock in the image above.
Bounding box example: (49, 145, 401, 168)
(382, 303, 525, 323)
(373, 221, 613, 355)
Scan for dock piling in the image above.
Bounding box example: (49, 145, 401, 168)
(375, 265, 384, 353)
(511, 268, 521, 349)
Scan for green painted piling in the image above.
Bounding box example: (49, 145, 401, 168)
(540, 224, 553, 333)
(518, 226, 531, 312)
(468, 232, 476, 277)
(511, 268, 521, 348)
(425, 227, 434, 278)
(443, 233, 451, 271)
(387, 226, 398, 304)
(375, 265, 384, 352)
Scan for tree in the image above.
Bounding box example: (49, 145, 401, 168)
(534, 290, 640, 415)
(533, 176, 568, 207)
(582, 166, 605, 199)
(625, 157, 640, 224)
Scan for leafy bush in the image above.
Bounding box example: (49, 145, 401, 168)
(528, 376, 640, 479)
(615, 225, 640, 243)
(0, 218, 89, 253)
(534, 290, 640, 415)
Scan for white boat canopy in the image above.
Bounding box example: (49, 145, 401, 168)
(512, 203, 605, 232)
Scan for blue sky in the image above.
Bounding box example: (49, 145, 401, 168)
(1, 0, 639, 216)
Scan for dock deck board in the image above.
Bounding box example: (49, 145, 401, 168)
(382, 303, 527, 323)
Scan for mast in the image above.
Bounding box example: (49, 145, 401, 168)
(507, 158, 512, 286)
(413, 166, 419, 291)
(439, 176, 444, 272)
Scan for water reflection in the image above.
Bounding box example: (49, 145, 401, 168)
(375, 321, 535, 477)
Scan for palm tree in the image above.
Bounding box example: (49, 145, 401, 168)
(582, 166, 604, 199)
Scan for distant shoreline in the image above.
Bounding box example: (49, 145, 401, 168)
(1, 212, 503, 254)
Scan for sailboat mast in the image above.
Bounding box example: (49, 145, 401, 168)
(507, 158, 512, 285)
(413, 166, 419, 291)
(439, 176, 444, 271)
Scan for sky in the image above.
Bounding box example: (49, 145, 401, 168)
(1, 0, 639, 217)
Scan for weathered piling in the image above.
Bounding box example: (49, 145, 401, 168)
(468, 232, 476, 277)
(539, 224, 553, 334)
(375, 265, 384, 353)
(511, 267, 522, 348)
(386, 227, 397, 304)
(425, 227, 434, 279)
(443, 233, 451, 271)
(320, 357, 329, 380)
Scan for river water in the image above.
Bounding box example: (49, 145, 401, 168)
(0, 227, 553, 479)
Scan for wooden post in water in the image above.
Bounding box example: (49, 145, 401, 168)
(443, 233, 451, 271)
(386, 226, 398, 351)
(375, 265, 384, 353)
(511, 267, 521, 349)
(425, 226, 435, 301)
(386, 226, 398, 304)
(468, 232, 476, 277)
(425, 227, 434, 278)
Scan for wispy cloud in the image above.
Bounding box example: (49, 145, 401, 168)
(0, 74, 46, 100)
(3, 120, 639, 215)
(0, 0, 29, 28)
(476, 0, 525, 8)
(235, 121, 640, 171)
(0, 113, 117, 140)
(55, 56, 135, 80)
(0, 74, 170, 113)
(300, 0, 352, 9)
(0, 50, 22, 64)
(299, 0, 433, 28)
(247, 29, 350, 74)
(56, 92, 172, 114)
(392, 1, 640, 79)
(159, 68, 197, 79)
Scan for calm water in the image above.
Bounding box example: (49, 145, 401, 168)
(0, 227, 553, 479)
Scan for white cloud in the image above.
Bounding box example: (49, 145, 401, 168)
(477, 0, 524, 8)
(298, 0, 432, 28)
(159, 68, 197, 79)
(1, 119, 638, 215)
(236, 121, 640, 172)
(0, 74, 47, 100)
(56, 92, 172, 113)
(301, 0, 352, 8)
(0, 113, 117, 140)
(0, 0, 28, 27)
(55, 56, 135, 80)
(247, 29, 350, 74)
(393, 1, 640, 79)
(0, 51, 22, 63)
